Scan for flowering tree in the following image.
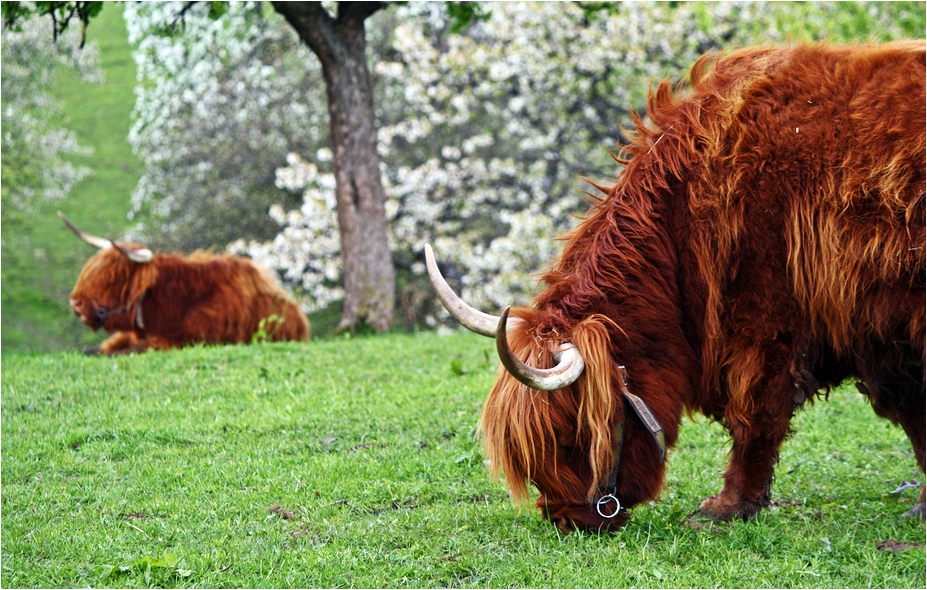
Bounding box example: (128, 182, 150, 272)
(126, 1, 924, 331)
(268, 2, 395, 333)
(1, 5, 103, 350)
(236, 1, 923, 330)
(1, 8, 101, 212)
(124, 2, 323, 251)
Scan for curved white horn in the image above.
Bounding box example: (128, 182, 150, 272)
(495, 307, 585, 391)
(59, 211, 111, 250)
(425, 243, 501, 337)
(111, 240, 153, 264)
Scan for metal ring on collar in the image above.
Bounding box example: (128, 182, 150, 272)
(595, 494, 621, 519)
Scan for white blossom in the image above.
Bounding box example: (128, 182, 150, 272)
(1, 14, 101, 210)
(127, 1, 921, 323)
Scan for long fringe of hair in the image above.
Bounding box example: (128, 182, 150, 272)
(478, 311, 623, 503)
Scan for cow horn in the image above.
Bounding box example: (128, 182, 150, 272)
(58, 211, 111, 250)
(110, 240, 153, 264)
(425, 243, 501, 337)
(495, 307, 585, 391)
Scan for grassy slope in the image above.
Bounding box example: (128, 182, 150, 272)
(1, 3, 141, 353)
(2, 332, 923, 588)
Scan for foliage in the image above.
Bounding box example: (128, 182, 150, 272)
(2, 334, 924, 587)
(123, 1, 320, 251)
(250, 314, 286, 344)
(1, 4, 113, 353)
(443, 1, 491, 33)
(1, 8, 100, 213)
(121, 1, 925, 322)
(2, 1, 103, 46)
(230, 1, 924, 324)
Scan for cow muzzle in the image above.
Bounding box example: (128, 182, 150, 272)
(425, 244, 585, 391)
(69, 298, 100, 329)
(542, 497, 631, 532)
(70, 298, 90, 323)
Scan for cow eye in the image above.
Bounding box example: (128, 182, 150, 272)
(96, 308, 107, 320)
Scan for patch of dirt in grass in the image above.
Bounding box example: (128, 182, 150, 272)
(771, 499, 802, 509)
(370, 499, 418, 515)
(268, 504, 295, 519)
(123, 512, 153, 520)
(465, 493, 491, 504)
(875, 540, 924, 552)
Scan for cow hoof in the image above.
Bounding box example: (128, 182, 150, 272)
(697, 494, 764, 521)
(83, 347, 101, 356)
(902, 502, 925, 520)
(696, 496, 738, 521)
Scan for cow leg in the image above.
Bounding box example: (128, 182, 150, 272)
(904, 488, 926, 520)
(147, 335, 182, 351)
(865, 374, 926, 520)
(698, 358, 795, 521)
(122, 335, 181, 354)
(96, 331, 141, 355)
(898, 406, 926, 520)
(100, 333, 181, 355)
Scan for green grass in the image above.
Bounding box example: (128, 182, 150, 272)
(1, 2, 141, 353)
(2, 332, 923, 588)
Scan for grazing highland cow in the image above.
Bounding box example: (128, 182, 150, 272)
(61, 212, 309, 355)
(427, 42, 925, 532)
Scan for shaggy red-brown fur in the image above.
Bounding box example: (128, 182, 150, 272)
(69, 244, 309, 355)
(479, 41, 925, 532)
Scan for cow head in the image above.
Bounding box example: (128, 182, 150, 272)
(426, 245, 668, 532)
(60, 212, 157, 332)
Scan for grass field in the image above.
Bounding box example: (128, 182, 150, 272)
(2, 332, 923, 588)
(1, 3, 142, 354)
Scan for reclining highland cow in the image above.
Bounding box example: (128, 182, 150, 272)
(428, 41, 925, 531)
(61, 212, 309, 355)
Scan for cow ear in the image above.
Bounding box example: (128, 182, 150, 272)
(110, 240, 153, 264)
(126, 262, 159, 304)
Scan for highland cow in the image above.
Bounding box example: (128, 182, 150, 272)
(61, 212, 309, 355)
(427, 41, 926, 531)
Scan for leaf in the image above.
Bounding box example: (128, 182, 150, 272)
(445, 2, 491, 33)
(455, 453, 473, 465)
(160, 552, 180, 568)
(207, 1, 228, 20)
(450, 358, 465, 375)
(94, 564, 120, 579)
(133, 552, 179, 571)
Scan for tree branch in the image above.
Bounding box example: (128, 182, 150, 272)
(167, 1, 200, 34)
(336, 2, 384, 27)
(270, 1, 338, 64)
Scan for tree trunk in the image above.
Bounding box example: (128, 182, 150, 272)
(272, 1, 395, 332)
